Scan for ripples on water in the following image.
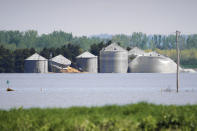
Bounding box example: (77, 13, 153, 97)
(0, 73, 197, 109)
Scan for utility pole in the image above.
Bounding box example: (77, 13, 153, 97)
(176, 31, 180, 93)
(50, 53, 53, 72)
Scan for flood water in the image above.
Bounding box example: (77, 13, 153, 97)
(0, 73, 197, 109)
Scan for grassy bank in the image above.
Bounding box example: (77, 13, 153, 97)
(0, 103, 197, 131)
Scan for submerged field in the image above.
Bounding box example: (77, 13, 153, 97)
(1, 73, 197, 109)
(0, 103, 197, 131)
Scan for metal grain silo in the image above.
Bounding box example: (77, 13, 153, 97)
(24, 53, 48, 73)
(49, 54, 71, 72)
(128, 47, 146, 57)
(76, 51, 98, 73)
(100, 43, 128, 73)
(128, 56, 177, 73)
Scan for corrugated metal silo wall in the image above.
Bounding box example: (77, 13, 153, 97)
(24, 60, 48, 73)
(100, 51, 128, 73)
(128, 56, 177, 73)
(76, 58, 98, 73)
(39, 60, 48, 73)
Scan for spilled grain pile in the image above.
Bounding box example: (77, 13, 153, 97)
(60, 66, 80, 73)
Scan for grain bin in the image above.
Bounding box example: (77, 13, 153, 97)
(100, 43, 128, 73)
(76, 51, 98, 73)
(24, 53, 48, 73)
(128, 47, 147, 62)
(128, 47, 146, 57)
(49, 54, 71, 72)
(128, 56, 178, 73)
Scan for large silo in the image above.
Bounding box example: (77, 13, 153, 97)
(128, 56, 178, 73)
(49, 54, 71, 72)
(24, 53, 48, 73)
(100, 43, 128, 73)
(76, 51, 98, 73)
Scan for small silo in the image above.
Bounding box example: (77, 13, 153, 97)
(100, 43, 128, 73)
(128, 47, 146, 57)
(49, 54, 71, 72)
(128, 47, 146, 63)
(24, 53, 48, 73)
(76, 51, 98, 73)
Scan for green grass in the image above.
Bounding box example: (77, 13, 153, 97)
(0, 102, 197, 131)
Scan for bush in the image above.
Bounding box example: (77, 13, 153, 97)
(0, 103, 197, 131)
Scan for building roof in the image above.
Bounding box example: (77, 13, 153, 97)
(101, 43, 127, 52)
(25, 53, 47, 60)
(76, 51, 97, 58)
(51, 54, 71, 65)
(128, 47, 145, 56)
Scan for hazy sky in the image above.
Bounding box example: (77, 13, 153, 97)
(0, 0, 197, 36)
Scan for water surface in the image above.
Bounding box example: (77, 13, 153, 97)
(0, 73, 197, 109)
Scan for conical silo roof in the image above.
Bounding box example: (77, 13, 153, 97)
(101, 43, 127, 52)
(128, 47, 145, 56)
(51, 54, 71, 65)
(25, 53, 47, 61)
(76, 51, 97, 58)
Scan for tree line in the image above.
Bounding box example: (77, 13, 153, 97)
(1, 30, 197, 51)
(0, 44, 82, 73)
